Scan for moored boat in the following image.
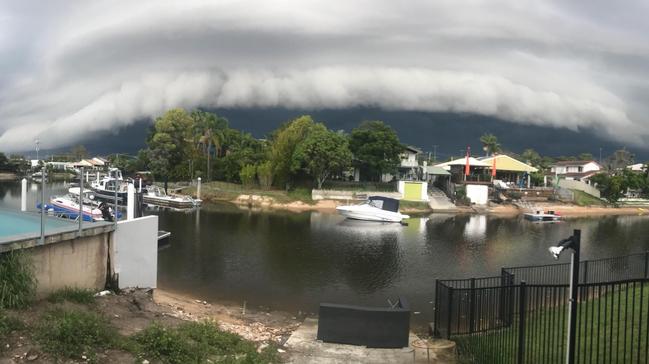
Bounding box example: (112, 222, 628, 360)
(43, 194, 116, 222)
(143, 185, 201, 209)
(90, 168, 130, 203)
(524, 210, 561, 221)
(336, 196, 409, 223)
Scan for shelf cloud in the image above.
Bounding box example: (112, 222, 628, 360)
(1, 0, 648, 151)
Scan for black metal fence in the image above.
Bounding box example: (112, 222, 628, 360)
(434, 252, 649, 363)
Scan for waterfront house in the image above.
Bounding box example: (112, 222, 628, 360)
(479, 154, 538, 184)
(435, 157, 490, 183)
(550, 160, 602, 181)
(365, 145, 424, 182)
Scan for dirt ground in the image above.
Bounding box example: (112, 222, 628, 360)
(1, 288, 302, 363)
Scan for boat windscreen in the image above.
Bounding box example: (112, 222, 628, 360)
(368, 196, 399, 212)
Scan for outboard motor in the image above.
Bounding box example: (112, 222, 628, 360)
(98, 202, 114, 222)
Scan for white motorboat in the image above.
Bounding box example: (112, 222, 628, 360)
(46, 194, 114, 222)
(524, 210, 561, 222)
(143, 185, 201, 209)
(90, 168, 130, 203)
(336, 196, 409, 223)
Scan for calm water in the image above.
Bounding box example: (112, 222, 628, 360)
(2, 181, 649, 326)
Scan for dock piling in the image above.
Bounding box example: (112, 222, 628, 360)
(21, 178, 27, 211)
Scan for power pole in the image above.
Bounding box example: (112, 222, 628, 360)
(433, 145, 438, 162)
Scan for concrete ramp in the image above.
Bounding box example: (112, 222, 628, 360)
(285, 318, 456, 363)
(427, 187, 457, 212)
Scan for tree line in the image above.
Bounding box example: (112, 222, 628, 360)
(121, 109, 405, 189)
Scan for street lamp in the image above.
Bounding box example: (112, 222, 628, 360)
(548, 229, 581, 364)
(35, 139, 40, 161)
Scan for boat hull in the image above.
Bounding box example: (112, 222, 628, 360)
(143, 195, 198, 209)
(336, 206, 408, 223)
(524, 213, 560, 222)
(90, 188, 128, 203)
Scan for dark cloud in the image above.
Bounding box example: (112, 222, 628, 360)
(0, 0, 648, 152)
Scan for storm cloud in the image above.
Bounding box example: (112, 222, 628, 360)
(0, 0, 648, 151)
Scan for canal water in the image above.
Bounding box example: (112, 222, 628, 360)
(2, 181, 649, 327)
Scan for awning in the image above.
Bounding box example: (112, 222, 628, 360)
(425, 166, 451, 175)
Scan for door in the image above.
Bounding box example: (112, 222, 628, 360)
(403, 182, 421, 200)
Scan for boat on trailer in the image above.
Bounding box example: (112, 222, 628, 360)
(143, 185, 201, 209)
(40, 194, 118, 222)
(336, 196, 409, 223)
(523, 210, 561, 221)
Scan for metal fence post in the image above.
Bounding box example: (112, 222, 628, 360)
(78, 167, 83, 235)
(469, 278, 476, 333)
(583, 260, 588, 284)
(40, 169, 46, 245)
(644, 251, 648, 278)
(447, 287, 454, 339)
(433, 280, 439, 336)
(518, 281, 527, 364)
(566, 229, 580, 364)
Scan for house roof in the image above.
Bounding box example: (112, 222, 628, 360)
(480, 154, 538, 173)
(552, 160, 599, 167)
(561, 171, 600, 180)
(403, 145, 422, 154)
(435, 157, 490, 168)
(425, 166, 451, 175)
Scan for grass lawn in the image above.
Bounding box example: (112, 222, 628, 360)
(455, 282, 649, 363)
(185, 181, 316, 205)
(572, 189, 607, 207)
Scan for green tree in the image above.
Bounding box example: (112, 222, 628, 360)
(147, 109, 193, 181)
(605, 148, 634, 171)
(0, 153, 8, 171)
(578, 153, 594, 161)
(292, 124, 352, 189)
(257, 161, 273, 189)
(269, 115, 316, 189)
(479, 133, 501, 156)
(191, 110, 228, 181)
(520, 149, 541, 167)
(70, 145, 88, 161)
(349, 121, 403, 181)
(239, 164, 257, 186)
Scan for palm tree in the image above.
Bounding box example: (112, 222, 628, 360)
(480, 133, 502, 156)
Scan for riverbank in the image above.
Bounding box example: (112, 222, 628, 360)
(179, 181, 649, 217)
(0, 288, 296, 363)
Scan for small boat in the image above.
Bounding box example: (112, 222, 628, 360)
(524, 210, 561, 222)
(143, 185, 201, 209)
(90, 168, 130, 203)
(336, 196, 409, 223)
(43, 194, 117, 222)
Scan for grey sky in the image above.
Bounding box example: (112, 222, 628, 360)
(0, 0, 648, 151)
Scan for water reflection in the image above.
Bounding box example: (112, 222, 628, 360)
(3, 181, 649, 328)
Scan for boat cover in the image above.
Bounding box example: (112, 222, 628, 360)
(368, 196, 400, 212)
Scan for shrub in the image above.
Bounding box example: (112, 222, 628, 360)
(0, 250, 37, 309)
(47, 287, 96, 305)
(35, 308, 117, 361)
(257, 161, 274, 189)
(240, 164, 257, 186)
(0, 311, 24, 348)
(133, 321, 279, 364)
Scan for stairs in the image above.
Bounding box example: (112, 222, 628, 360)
(428, 187, 457, 211)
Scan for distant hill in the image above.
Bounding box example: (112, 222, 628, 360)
(27, 108, 649, 161)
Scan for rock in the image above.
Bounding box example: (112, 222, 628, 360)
(277, 348, 286, 353)
(26, 353, 39, 361)
(142, 360, 150, 364)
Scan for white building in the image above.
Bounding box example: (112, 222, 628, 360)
(550, 160, 602, 181)
(627, 163, 646, 172)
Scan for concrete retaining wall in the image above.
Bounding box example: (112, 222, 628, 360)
(558, 179, 601, 198)
(312, 190, 401, 201)
(29, 232, 110, 297)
